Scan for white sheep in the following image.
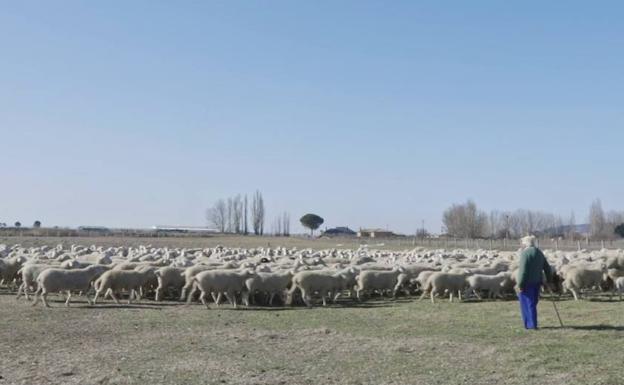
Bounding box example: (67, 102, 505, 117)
(562, 266, 607, 300)
(32, 265, 110, 307)
(464, 272, 512, 300)
(354, 267, 405, 300)
(287, 269, 354, 307)
(153, 266, 186, 301)
(189, 269, 255, 308)
(179, 265, 216, 301)
(92, 269, 155, 304)
(242, 271, 293, 306)
(420, 272, 469, 303)
(615, 277, 624, 301)
(16, 262, 60, 300)
(0, 255, 28, 287)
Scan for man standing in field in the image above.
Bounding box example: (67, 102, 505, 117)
(516, 235, 553, 330)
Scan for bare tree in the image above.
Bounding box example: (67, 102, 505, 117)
(606, 210, 624, 240)
(566, 211, 577, 240)
(232, 195, 243, 233)
(589, 199, 606, 239)
(442, 200, 487, 238)
(243, 195, 249, 235)
(252, 190, 265, 235)
(282, 212, 290, 236)
(206, 199, 227, 232)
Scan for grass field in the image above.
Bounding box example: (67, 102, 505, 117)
(2, 234, 621, 253)
(1, 235, 623, 384)
(1, 290, 623, 385)
(0, 235, 385, 251)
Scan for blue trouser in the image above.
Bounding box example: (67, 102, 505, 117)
(518, 283, 541, 329)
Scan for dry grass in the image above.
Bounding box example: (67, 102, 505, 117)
(1, 236, 623, 384)
(1, 290, 623, 385)
(0, 235, 408, 251)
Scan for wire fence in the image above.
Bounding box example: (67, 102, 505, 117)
(2, 228, 623, 251)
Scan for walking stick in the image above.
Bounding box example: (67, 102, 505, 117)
(547, 287, 564, 328)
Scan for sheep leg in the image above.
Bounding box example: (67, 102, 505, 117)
(333, 292, 342, 303)
(42, 291, 50, 308)
(224, 291, 237, 308)
(268, 292, 276, 306)
(24, 285, 32, 301)
(31, 288, 42, 306)
(449, 291, 454, 303)
(179, 284, 190, 301)
(213, 292, 222, 306)
(16, 283, 24, 300)
(186, 283, 198, 303)
(570, 289, 579, 301)
(199, 291, 210, 309)
(321, 294, 327, 307)
(108, 290, 121, 305)
(65, 291, 72, 307)
(457, 290, 462, 302)
(242, 291, 250, 307)
(430, 290, 435, 304)
(300, 288, 312, 307)
(473, 290, 482, 300)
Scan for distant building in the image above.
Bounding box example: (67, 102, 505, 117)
(152, 225, 217, 233)
(357, 228, 395, 238)
(322, 226, 356, 236)
(78, 226, 110, 232)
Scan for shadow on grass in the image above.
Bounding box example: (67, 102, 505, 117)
(542, 324, 624, 331)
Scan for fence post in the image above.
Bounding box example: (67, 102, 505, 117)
(577, 240, 581, 251)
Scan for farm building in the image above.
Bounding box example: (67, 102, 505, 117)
(322, 226, 356, 236)
(357, 228, 395, 238)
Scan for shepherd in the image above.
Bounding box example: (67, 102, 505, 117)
(517, 235, 553, 330)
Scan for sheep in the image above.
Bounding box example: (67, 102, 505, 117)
(92, 269, 156, 304)
(31, 265, 110, 307)
(16, 262, 60, 300)
(0, 255, 28, 288)
(60, 259, 92, 269)
(242, 271, 294, 306)
(419, 272, 469, 303)
(189, 269, 255, 309)
(354, 267, 405, 300)
(464, 272, 512, 300)
(562, 266, 608, 300)
(615, 277, 624, 301)
(153, 266, 186, 301)
(179, 265, 216, 301)
(287, 270, 353, 307)
(414, 270, 438, 289)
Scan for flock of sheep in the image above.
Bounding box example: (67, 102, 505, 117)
(1, 242, 624, 308)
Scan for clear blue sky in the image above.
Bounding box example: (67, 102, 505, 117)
(1, 1, 623, 233)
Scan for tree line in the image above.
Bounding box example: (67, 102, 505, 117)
(442, 199, 624, 240)
(206, 191, 292, 236)
(0, 221, 42, 228)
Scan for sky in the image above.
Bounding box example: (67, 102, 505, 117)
(1, 1, 623, 234)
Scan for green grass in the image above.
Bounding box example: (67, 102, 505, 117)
(1, 291, 623, 385)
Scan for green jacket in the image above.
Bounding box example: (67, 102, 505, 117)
(517, 246, 552, 289)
